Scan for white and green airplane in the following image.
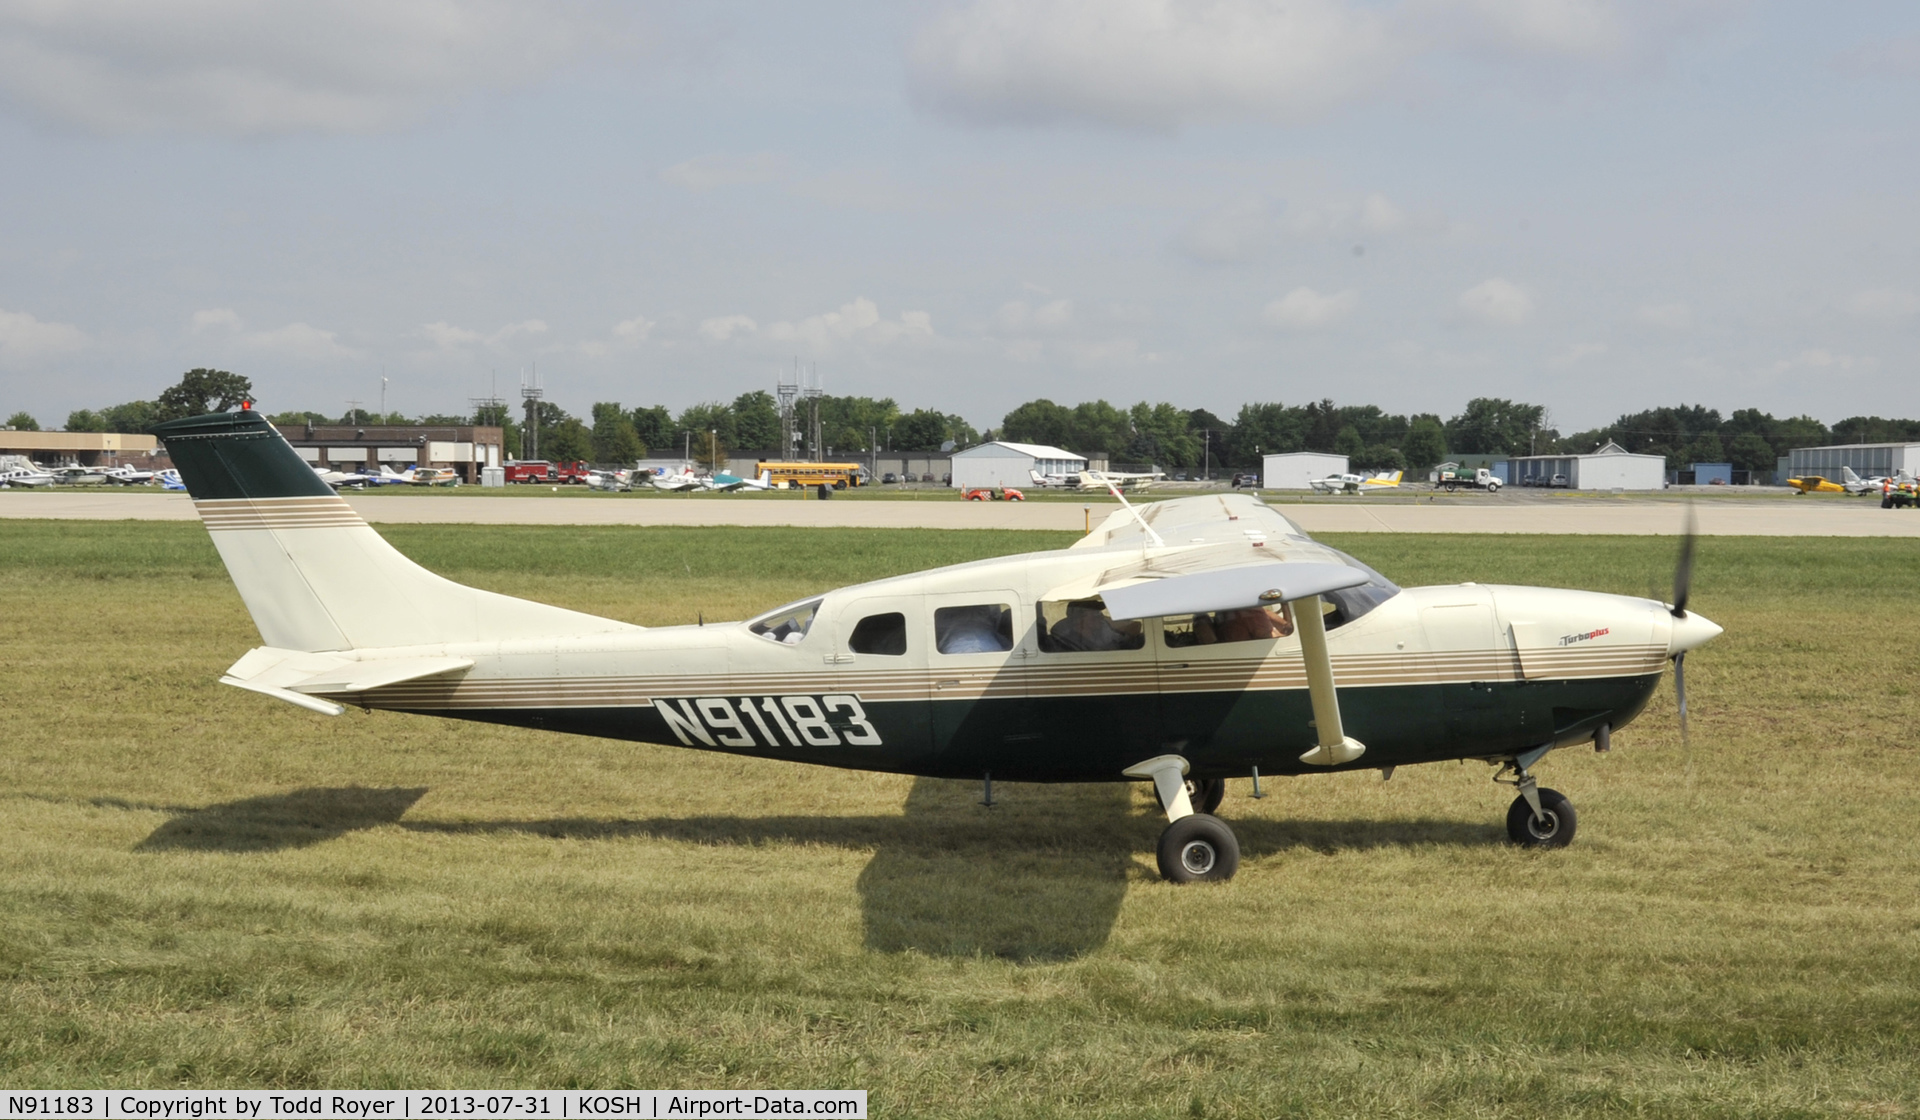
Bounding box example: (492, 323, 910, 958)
(155, 407, 1721, 882)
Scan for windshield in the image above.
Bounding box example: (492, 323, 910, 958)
(747, 597, 822, 644)
(1320, 548, 1401, 629)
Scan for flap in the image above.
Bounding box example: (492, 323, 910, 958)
(288, 656, 475, 694)
(1100, 562, 1368, 621)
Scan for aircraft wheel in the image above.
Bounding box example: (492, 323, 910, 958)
(1157, 814, 1239, 883)
(1156, 776, 1226, 815)
(1506, 788, 1576, 848)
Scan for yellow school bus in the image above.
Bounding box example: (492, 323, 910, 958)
(755, 461, 868, 489)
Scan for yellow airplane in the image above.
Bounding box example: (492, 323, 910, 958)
(1786, 475, 1844, 494)
(1360, 470, 1403, 491)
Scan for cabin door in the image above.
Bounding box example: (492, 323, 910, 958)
(924, 589, 1038, 775)
(826, 594, 932, 769)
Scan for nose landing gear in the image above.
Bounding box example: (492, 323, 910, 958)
(1495, 757, 1578, 848)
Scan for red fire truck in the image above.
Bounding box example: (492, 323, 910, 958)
(504, 460, 590, 484)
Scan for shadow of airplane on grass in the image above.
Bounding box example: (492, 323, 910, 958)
(135, 786, 428, 853)
(129, 780, 1498, 961)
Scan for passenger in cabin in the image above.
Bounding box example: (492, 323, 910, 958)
(1050, 600, 1144, 652)
(1193, 605, 1292, 644)
(937, 604, 1013, 653)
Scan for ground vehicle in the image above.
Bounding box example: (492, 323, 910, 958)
(756, 461, 867, 490)
(505, 460, 588, 484)
(1433, 464, 1503, 492)
(1550, 473, 1569, 488)
(1232, 473, 1260, 489)
(964, 487, 1024, 501)
(882, 472, 898, 484)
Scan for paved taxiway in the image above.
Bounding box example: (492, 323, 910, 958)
(4, 490, 1916, 535)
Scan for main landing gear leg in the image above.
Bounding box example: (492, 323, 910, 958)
(1124, 754, 1240, 883)
(1495, 755, 1577, 849)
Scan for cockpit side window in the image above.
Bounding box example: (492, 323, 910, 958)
(849, 612, 907, 655)
(1163, 604, 1293, 647)
(935, 604, 1013, 654)
(748, 598, 822, 644)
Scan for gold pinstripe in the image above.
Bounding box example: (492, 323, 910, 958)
(332, 643, 1670, 710)
(194, 496, 366, 531)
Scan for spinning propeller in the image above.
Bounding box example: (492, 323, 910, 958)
(1669, 506, 1701, 778)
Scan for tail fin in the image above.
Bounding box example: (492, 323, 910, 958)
(156, 410, 636, 653)
(1843, 466, 1862, 483)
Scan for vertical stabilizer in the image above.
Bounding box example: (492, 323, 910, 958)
(156, 409, 637, 653)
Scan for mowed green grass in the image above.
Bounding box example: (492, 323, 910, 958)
(1, 520, 1916, 1116)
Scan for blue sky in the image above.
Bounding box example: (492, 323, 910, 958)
(1, 0, 1915, 434)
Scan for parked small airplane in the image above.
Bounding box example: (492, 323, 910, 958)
(585, 469, 632, 492)
(1786, 474, 1844, 494)
(102, 465, 157, 485)
(1838, 466, 1911, 495)
(650, 467, 703, 492)
(409, 468, 461, 487)
(1028, 469, 1075, 488)
(703, 469, 775, 492)
(1309, 472, 1368, 494)
(0, 465, 57, 487)
(154, 408, 1721, 883)
(1077, 469, 1161, 492)
(157, 469, 186, 491)
(1361, 470, 1403, 490)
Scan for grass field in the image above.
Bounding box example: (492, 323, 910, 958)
(1, 520, 1916, 1116)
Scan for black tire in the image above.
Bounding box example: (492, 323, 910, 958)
(1157, 814, 1240, 882)
(1506, 788, 1576, 848)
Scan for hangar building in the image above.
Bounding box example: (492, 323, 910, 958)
(950, 441, 1086, 489)
(1785, 442, 1920, 483)
(1506, 441, 1667, 490)
(1261, 452, 1348, 490)
(276, 423, 505, 484)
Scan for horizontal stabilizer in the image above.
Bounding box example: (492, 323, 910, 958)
(287, 656, 474, 694)
(1101, 562, 1367, 621)
(219, 646, 473, 712)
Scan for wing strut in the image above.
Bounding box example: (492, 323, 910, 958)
(1294, 595, 1366, 766)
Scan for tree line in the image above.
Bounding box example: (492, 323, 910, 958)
(12, 368, 1916, 473)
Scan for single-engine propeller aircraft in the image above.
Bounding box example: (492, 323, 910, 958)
(155, 408, 1721, 882)
(1786, 473, 1844, 494)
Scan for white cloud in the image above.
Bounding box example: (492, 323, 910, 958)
(1842, 288, 1920, 320)
(1437, 0, 1628, 59)
(613, 315, 655, 341)
(992, 299, 1075, 334)
(908, 0, 1407, 128)
(418, 318, 547, 349)
(699, 315, 759, 342)
(0, 307, 89, 357)
(1635, 301, 1692, 330)
(235, 321, 361, 361)
(907, 0, 1675, 129)
(1178, 197, 1277, 262)
(1772, 348, 1866, 374)
(0, 1, 628, 137)
(1458, 277, 1534, 325)
(1549, 341, 1608, 366)
(766, 298, 934, 347)
(1262, 287, 1358, 329)
(190, 307, 243, 334)
(660, 153, 785, 191)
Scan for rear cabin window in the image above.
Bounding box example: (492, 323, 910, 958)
(935, 604, 1013, 654)
(1037, 600, 1146, 653)
(748, 598, 822, 644)
(849, 612, 907, 655)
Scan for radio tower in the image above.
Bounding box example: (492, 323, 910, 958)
(519, 365, 543, 460)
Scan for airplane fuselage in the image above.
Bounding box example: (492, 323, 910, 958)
(323, 578, 1673, 783)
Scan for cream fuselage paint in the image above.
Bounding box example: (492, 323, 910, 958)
(306, 545, 1674, 781)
